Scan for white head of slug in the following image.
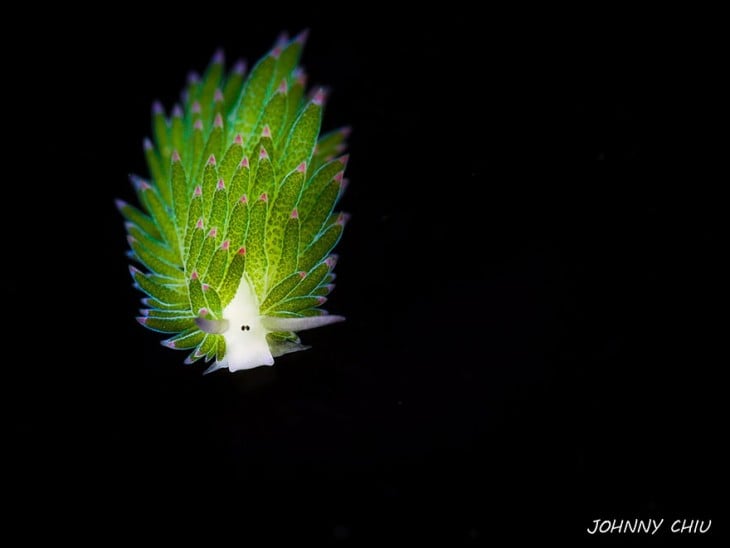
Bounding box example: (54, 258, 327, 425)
(195, 275, 344, 374)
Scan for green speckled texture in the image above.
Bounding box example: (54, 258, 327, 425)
(119, 33, 348, 365)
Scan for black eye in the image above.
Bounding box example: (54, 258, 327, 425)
(241, 325, 250, 331)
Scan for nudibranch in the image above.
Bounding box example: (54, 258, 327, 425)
(117, 32, 349, 373)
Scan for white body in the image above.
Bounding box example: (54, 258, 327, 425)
(202, 275, 345, 374)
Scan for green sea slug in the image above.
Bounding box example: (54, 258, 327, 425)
(117, 32, 349, 373)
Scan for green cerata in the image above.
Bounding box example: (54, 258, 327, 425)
(117, 31, 349, 373)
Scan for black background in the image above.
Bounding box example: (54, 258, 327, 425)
(11, 7, 722, 544)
